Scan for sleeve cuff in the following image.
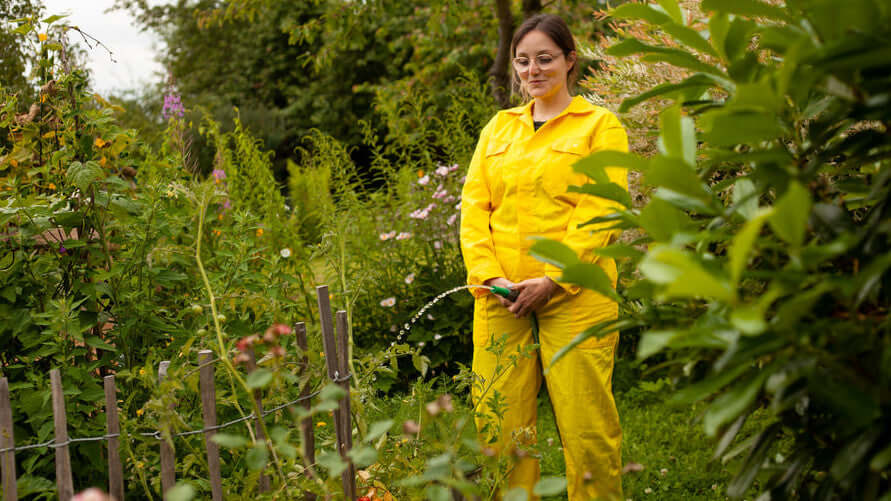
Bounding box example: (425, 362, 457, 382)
(467, 265, 507, 298)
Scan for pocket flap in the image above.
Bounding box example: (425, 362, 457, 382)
(486, 140, 510, 157)
(550, 136, 588, 155)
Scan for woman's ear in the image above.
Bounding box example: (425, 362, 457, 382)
(566, 50, 577, 73)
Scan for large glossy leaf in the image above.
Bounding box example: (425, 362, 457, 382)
(638, 197, 694, 242)
(671, 363, 749, 405)
(610, 3, 673, 24)
(533, 477, 567, 496)
(767, 181, 811, 248)
(573, 150, 648, 180)
(701, 111, 785, 146)
(640, 246, 735, 303)
(728, 208, 772, 285)
(701, 0, 791, 23)
(655, 0, 684, 24)
(645, 156, 710, 202)
(618, 74, 716, 113)
(560, 262, 622, 303)
(529, 239, 580, 269)
(568, 182, 631, 208)
(703, 369, 768, 437)
(660, 105, 696, 166)
(640, 51, 727, 76)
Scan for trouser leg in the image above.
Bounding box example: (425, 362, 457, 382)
(472, 295, 541, 496)
(539, 295, 623, 501)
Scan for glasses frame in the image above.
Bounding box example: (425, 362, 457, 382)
(511, 51, 565, 72)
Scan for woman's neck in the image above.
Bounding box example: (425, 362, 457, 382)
(531, 91, 573, 122)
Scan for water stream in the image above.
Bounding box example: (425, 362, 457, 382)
(391, 284, 492, 347)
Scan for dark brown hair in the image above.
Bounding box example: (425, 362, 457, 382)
(510, 13, 578, 100)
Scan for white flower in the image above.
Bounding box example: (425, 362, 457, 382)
(379, 231, 397, 241)
(644, 488, 653, 494)
(396, 232, 412, 240)
(418, 175, 430, 186)
(380, 297, 396, 307)
(435, 165, 450, 176)
(410, 208, 430, 220)
(427, 313, 434, 320)
(446, 214, 457, 226)
(433, 240, 442, 249)
(390, 325, 397, 332)
(404, 273, 415, 284)
(418, 341, 425, 347)
(280, 248, 292, 258)
(454, 201, 461, 210)
(660, 468, 668, 476)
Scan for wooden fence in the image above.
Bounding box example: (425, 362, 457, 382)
(0, 285, 356, 501)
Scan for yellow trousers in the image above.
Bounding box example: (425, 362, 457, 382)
(472, 289, 623, 501)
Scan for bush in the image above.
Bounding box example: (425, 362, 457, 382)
(537, 0, 891, 499)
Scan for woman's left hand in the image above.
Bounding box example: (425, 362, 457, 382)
(508, 277, 560, 318)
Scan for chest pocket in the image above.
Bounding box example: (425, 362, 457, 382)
(485, 139, 510, 206)
(541, 136, 589, 200)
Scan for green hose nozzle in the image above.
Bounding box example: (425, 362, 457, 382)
(490, 285, 520, 302)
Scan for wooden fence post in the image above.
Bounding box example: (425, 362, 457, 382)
(198, 350, 223, 501)
(158, 361, 175, 497)
(1, 377, 17, 501)
(316, 286, 356, 501)
(335, 311, 356, 491)
(245, 349, 270, 493)
(49, 369, 74, 501)
(294, 322, 317, 501)
(103, 376, 124, 501)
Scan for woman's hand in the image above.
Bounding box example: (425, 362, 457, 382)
(508, 277, 560, 318)
(484, 277, 516, 308)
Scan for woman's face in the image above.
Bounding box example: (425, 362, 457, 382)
(514, 29, 575, 100)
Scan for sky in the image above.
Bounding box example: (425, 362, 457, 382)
(42, 0, 165, 96)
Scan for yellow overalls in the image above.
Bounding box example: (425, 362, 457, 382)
(460, 95, 628, 500)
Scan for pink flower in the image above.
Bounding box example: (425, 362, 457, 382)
(459, 175, 467, 184)
(435, 165, 450, 177)
(396, 232, 412, 240)
(448, 163, 460, 172)
(379, 231, 397, 240)
(380, 297, 396, 307)
(418, 175, 430, 186)
(410, 208, 430, 220)
(405, 273, 415, 284)
(433, 187, 448, 199)
(454, 201, 462, 210)
(444, 195, 456, 203)
(446, 214, 457, 226)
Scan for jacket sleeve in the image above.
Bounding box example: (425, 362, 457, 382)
(460, 117, 506, 298)
(544, 114, 629, 295)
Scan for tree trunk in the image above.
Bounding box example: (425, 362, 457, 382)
(489, 0, 514, 108)
(522, 0, 542, 19)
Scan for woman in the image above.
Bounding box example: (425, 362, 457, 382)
(459, 13, 628, 500)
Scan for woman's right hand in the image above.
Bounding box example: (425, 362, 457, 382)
(484, 277, 515, 308)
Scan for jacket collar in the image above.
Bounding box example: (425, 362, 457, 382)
(504, 95, 595, 129)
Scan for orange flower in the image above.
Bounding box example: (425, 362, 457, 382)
(38, 33, 47, 42)
(255, 228, 264, 237)
(94, 137, 107, 148)
(48, 183, 56, 190)
(417, 169, 424, 178)
(99, 156, 107, 167)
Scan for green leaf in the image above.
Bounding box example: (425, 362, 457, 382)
(767, 181, 811, 248)
(425, 485, 450, 501)
(533, 476, 567, 496)
(245, 443, 268, 471)
(246, 368, 274, 389)
(708, 12, 731, 60)
(661, 22, 719, 57)
(319, 383, 347, 401)
(42, 14, 68, 24)
(573, 150, 648, 179)
(364, 419, 394, 443)
(568, 182, 631, 208)
(732, 178, 759, 220)
(703, 369, 770, 436)
(701, 0, 792, 22)
(730, 304, 767, 335)
(85, 336, 116, 351)
(210, 433, 249, 449)
(503, 487, 529, 501)
(412, 352, 430, 377)
(640, 51, 727, 76)
(347, 444, 378, 468)
(610, 3, 672, 25)
(671, 363, 750, 405)
(870, 442, 891, 471)
(701, 110, 784, 146)
(638, 330, 681, 359)
(638, 197, 694, 241)
(560, 263, 622, 303)
(164, 483, 196, 501)
(618, 74, 716, 113)
(645, 156, 710, 205)
(830, 428, 882, 481)
(655, 0, 684, 24)
(659, 105, 696, 166)
(66, 161, 103, 191)
(529, 239, 580, 269)
(728, 208, 771, 285)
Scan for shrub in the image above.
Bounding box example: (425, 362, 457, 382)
(536, 0, 891, 498)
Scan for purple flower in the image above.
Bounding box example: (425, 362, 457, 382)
(212, 169, 227, 184)
(161, 92, 185, 120)
(58, 244, 67, 254)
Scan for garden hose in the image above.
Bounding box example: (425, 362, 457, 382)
(489, 286, 541, 346)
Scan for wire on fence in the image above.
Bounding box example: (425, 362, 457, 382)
(0, 382, 334, 453)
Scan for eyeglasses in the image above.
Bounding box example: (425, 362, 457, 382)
(512, 52, 563, 71)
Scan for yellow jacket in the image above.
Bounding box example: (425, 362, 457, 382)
(460, 95, 629, 297)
